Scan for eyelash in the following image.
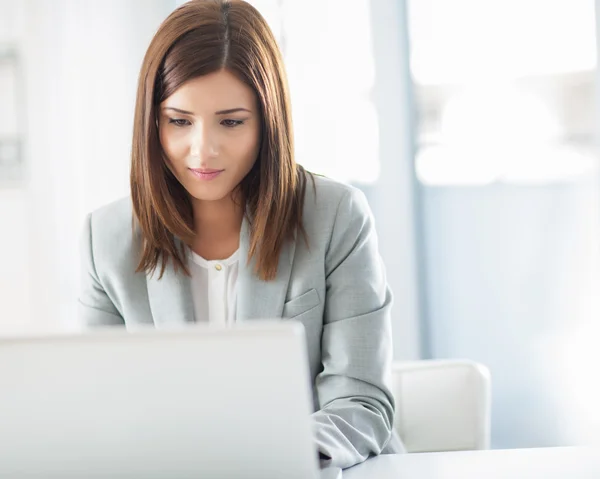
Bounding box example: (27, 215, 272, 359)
(168, 118, 190, 127)
(221, 119, 244, 128)
(168, 118, 245, 128)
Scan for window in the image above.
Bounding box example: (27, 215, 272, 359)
(408, 0, 598, 185)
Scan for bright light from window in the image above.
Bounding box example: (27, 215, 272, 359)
(417, 85, 598, 186)
(408, 0, 597, 84)
(441, 87, 559, 145)
(416, 145, 598, 186)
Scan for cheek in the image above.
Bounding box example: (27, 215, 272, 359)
(230, 130, 260, 165)
(159, 130, 186, 162)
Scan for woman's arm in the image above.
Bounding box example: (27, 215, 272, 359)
(78, 213, 125, 327)
(312, 187, 399, 469)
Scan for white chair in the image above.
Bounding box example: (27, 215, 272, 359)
(392, 359, 491, 453)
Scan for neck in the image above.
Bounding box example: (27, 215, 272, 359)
(192, 194, 243, 239)
(190, 192, 244, 260)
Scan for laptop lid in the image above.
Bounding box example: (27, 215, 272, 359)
(0, 322, 319, 479)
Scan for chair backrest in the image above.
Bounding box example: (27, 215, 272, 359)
(392, 359, 491, 453)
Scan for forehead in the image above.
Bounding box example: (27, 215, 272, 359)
(162, 69, 257, 112)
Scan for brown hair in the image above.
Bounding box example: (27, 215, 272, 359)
(130, 0, 308, 281)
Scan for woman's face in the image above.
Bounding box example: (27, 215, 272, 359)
(158, 69, 261, 203)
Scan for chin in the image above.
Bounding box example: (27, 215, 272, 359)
(187, 188, 234, 203)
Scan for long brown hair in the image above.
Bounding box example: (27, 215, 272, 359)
(130, 0, 308, 281)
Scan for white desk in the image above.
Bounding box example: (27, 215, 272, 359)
(342, 447, 599, 479)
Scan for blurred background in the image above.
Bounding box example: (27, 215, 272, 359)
(1, 0, 599, 450)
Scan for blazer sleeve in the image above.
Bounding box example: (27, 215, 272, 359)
(78, 213, 125, 327)
(311, 187, 399, 469)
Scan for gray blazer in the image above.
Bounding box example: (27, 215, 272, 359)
(79, 174, 404, 469)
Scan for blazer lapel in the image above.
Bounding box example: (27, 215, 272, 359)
(146, 240, 195, 328)
(236, 215, 296, 322)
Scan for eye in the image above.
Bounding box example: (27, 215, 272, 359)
(221, 119, 244, 128)
(168, 118, 191, 127)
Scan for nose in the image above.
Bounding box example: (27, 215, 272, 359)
(190, 124, 218, 160)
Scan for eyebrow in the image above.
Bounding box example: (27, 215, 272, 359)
(162, 106, 251, 115)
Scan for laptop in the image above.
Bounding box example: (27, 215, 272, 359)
(0, 322, 341, 478)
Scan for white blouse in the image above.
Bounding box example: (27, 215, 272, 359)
(189, 249, 239, 326)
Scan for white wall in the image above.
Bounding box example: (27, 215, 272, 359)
(0, 189, 31, 329)
(0, 0, 174, 332)
(0, 0, 30, 330)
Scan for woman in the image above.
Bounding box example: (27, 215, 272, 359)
(79, 0, 403, 469)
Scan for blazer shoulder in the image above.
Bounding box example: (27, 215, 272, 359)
(300, 173, 373, 253)
(84, 197, 138, 272)
(305, 173, 365, 208)
(304, 172, 370, 219)
(88, 196, 134, 239)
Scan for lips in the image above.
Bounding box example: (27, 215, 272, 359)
(188, 168, 224, 180)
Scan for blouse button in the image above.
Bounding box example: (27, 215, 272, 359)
(215, 264, 223, 271)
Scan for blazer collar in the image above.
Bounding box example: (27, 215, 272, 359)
(235, 214, 296, 322)
(145, 215, 296, 326)
(146, 241, 195, 328)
